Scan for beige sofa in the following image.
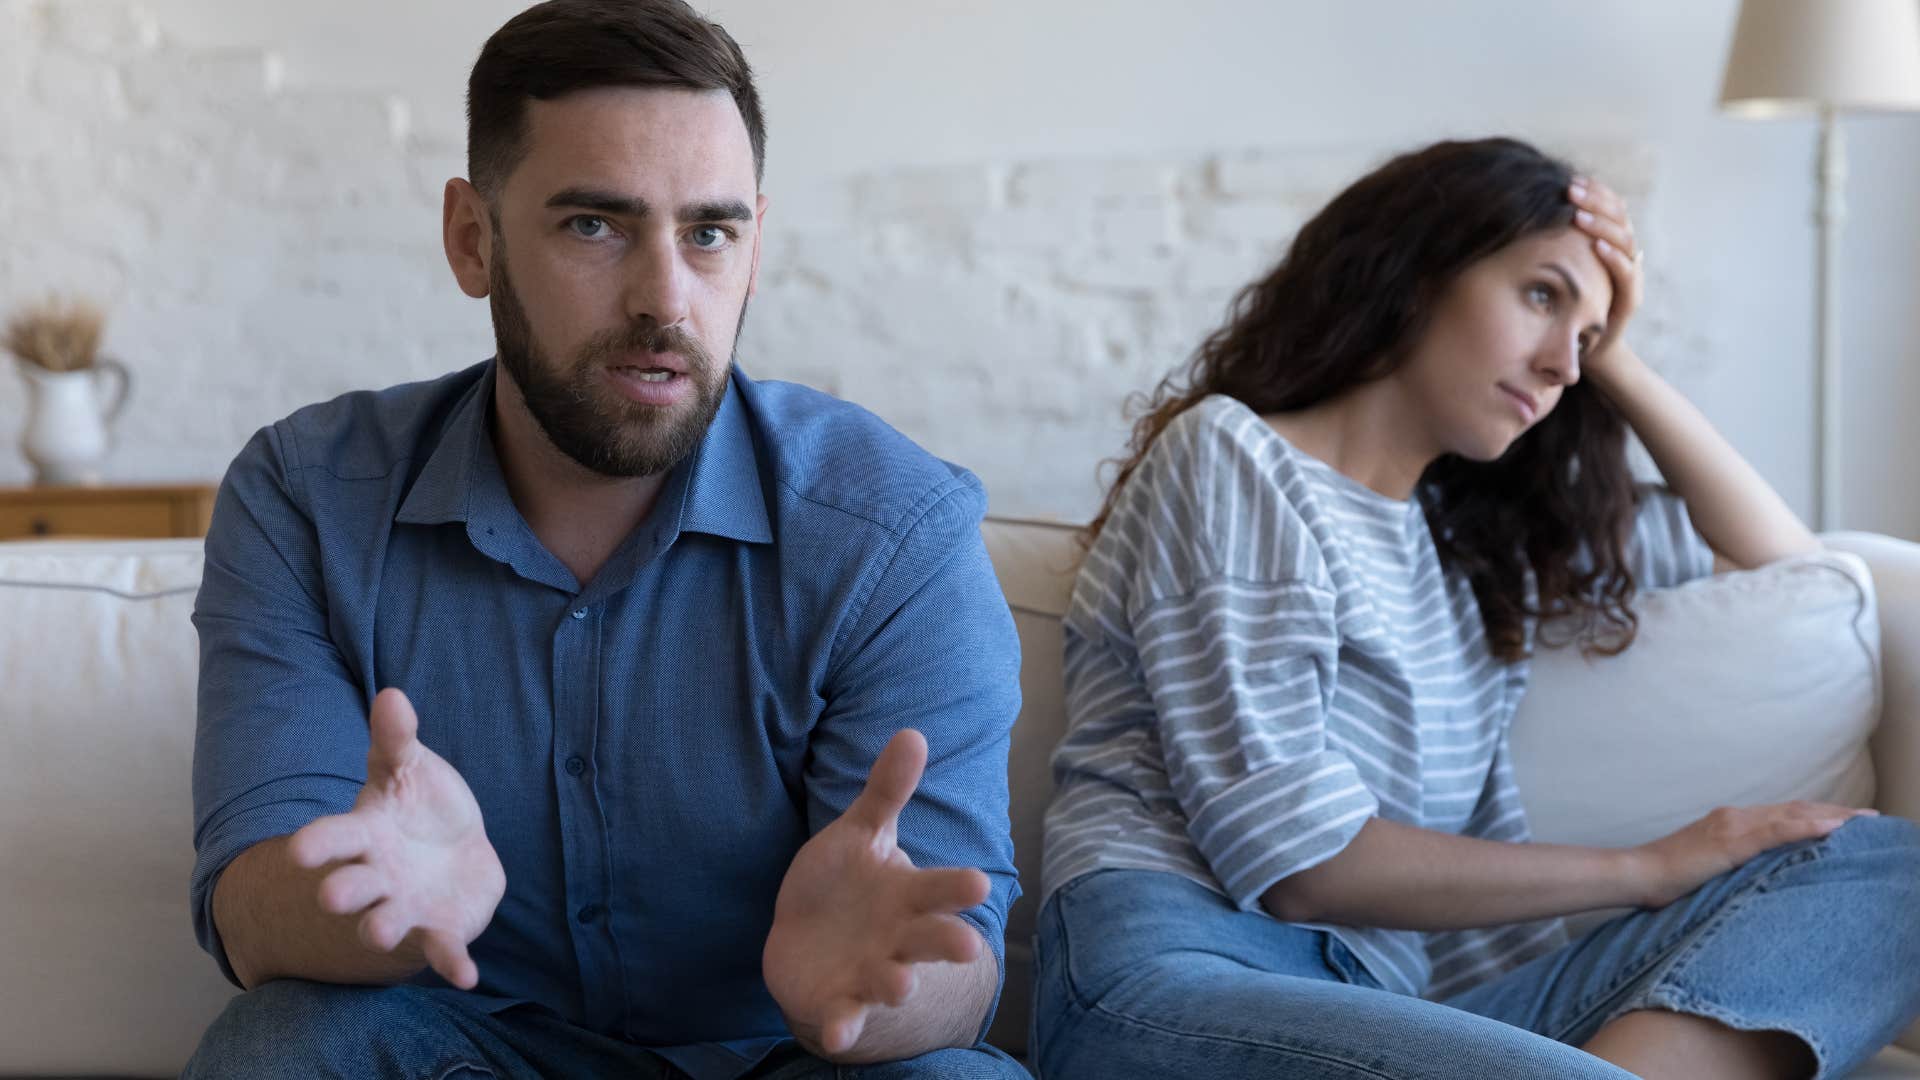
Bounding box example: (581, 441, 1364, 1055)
(3, 522, 1919, 1077)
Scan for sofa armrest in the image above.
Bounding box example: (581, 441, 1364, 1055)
(1818, 534, 1920, 1059)
(1823, 533, 1920, 824)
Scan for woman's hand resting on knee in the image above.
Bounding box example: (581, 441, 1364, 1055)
(1626, 802, 1877, 910)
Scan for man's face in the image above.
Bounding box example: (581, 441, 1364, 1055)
(486, 86, 766, 477)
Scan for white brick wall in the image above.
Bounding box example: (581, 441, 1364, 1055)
(3, 0, 1689, 520)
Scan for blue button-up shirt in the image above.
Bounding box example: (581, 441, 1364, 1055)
(189, 361, 1021, 1077)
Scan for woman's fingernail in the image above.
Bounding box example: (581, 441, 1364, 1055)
(1571, 184, 1588, 201)
(1576, 209, 1594, 225)
(1596, 238, 1613, 254)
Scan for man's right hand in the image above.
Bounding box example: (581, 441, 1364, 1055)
(285, 687, 506, 989)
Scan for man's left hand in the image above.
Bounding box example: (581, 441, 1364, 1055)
(763, 728, 990, 1057)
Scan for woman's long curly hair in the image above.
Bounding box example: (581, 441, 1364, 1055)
(1086, 137, 1643, 662)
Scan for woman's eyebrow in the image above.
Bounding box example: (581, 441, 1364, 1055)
(1540, 262, 1582, 304)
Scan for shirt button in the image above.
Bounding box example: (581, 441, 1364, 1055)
(571, 608, 587, 620)
(565, 755, 586, 777)
(577, 904, 601, 925)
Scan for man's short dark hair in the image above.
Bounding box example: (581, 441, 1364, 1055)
(467, 0, 766, 198)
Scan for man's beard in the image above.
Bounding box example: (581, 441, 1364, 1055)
(488, 245, 733, 479)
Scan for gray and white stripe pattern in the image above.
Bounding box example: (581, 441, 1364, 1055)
(1043, 394, 1714, 998)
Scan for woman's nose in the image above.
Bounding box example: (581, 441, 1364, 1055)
(1535, 333, 1581, 387)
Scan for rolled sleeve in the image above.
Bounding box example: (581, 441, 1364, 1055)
(1134, 578, 1378, 910)
(1625, 485, 1717, 589)
(190, 425, 369, 985)
(805, 475, 1021, 1039)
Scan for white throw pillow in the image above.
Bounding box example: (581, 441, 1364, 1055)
(1511, 551, 1879, 851)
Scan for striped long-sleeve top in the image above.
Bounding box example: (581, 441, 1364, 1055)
(1042, 394, 1714, 998)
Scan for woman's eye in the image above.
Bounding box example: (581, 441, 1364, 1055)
(1525, 283, 1555, 309)
(690, 225, 732, 250)
(567, 216, 610, 239)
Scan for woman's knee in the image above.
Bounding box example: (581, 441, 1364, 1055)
(1822, 812, 1920, 862)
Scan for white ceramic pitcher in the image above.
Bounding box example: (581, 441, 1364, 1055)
(16, 357, 131, 486)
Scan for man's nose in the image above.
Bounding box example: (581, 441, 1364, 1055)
(623, 233, 692, 330)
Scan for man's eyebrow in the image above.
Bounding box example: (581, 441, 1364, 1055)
(543, 189, 753, 225)
(681, 199, 755, 224)
(545, 187, 649, 216)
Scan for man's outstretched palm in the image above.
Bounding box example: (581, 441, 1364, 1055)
(287, 688, 506, 989)
(763, 728, 990, 1057)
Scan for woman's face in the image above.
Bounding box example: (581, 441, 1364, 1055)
(1391, 226, 1614, 462)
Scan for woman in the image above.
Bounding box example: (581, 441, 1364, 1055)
(1032, 138, 1920, 1080)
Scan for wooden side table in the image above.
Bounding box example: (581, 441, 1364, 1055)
(0, 484, 219, 540)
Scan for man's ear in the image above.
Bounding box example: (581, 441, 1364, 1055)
(745, 192, 770, 299)
(443, 178, 495, 299)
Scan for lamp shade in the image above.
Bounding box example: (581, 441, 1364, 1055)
(1720, 0, 1920, 116)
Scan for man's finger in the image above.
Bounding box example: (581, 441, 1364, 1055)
(820, 1000, 868, 1057)
(316, 862, 387, 915)
(843, 729, 928, 833)
(902, 866, 991, 914)
(892, 913, 982, 967)
(367, 687, 421, 781)
(288, 814, 370, 869)
(861, 957, 917, 1007)
(422, 929, 479, 990)
(357, 899, 413, 954)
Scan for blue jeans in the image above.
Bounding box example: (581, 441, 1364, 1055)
(182, 979, 1029, 1079)
(1032, 816, 1920, 1079)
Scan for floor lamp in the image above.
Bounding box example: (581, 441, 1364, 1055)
(1719, 0, 1920, 531)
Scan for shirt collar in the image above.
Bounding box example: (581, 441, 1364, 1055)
(677, 368, 773, 546)
(395, 361, 772, 548)
(394, 365, 491, 527)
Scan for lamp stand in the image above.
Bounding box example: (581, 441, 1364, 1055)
(1815, 106, 1847, 531)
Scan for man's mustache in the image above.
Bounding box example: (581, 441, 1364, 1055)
(581, 320, 711, 369)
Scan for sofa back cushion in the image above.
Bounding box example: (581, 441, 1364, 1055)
(977, 517, 1081, 1052)
(0, 539, 237, 1077)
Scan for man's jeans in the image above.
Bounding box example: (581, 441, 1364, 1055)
(182, 980, 1029, 1079)
(1033, 815, 1920, 1079)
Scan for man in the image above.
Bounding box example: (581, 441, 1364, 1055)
(182, 2, 1025, 1076)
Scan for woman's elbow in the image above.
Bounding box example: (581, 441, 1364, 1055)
(1258, 873, 1328, 924)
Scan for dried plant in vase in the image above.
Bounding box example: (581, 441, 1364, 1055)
(5, 296, 108, 373)
(5, 295, 132, 486)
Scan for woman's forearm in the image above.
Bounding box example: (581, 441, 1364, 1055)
(1590, 349, 1818, 569)
(1260, 816, 1648, 930)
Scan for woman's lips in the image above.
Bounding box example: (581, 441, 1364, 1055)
(1499, 383, 1539, 424)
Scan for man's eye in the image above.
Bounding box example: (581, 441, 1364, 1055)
(568, 216, 610, 239)
(690, 225, 732, 250)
